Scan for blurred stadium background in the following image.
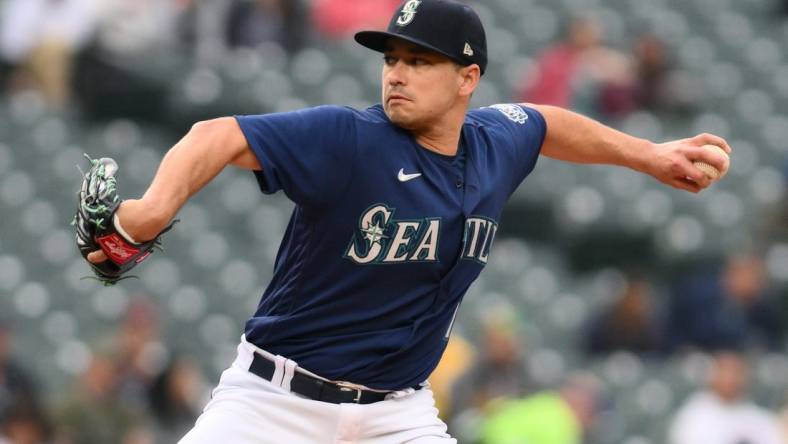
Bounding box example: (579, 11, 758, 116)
(1, 0, 788, 443)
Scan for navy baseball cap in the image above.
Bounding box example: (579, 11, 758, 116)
(355, 0, 488, 75)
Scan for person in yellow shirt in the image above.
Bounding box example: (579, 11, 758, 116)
(481, 373, 601, 444)
(428, 333, 476, 419)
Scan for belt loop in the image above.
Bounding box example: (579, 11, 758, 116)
(281, 359, 297, 392)
(271, 355, 287, 388)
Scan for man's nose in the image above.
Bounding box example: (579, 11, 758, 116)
(386, 61, 407, 86)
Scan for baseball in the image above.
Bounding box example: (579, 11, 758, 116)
(693, 144, 729, 181)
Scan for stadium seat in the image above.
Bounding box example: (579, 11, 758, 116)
(140, 258, 182, 294)
(749, 166, 786, 205)
(219, 259, 259, 298)
(518, 6, 559, 44)
(13, 281, 51, 319)
(169, 286, 209, 322)
(603, 352, 645, 388)
(102, 119, 142, 155)
(252, 69, 293, 107)
(746, 38, 783, 73)
(290, 48, 333, 87)
(190, 232, 230, 269)
(1, 171, 35, 208)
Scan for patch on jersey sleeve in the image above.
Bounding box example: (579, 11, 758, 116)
(487, 104, 528, 125)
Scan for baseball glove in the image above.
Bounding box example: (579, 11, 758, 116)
(74, 155, 176, 285)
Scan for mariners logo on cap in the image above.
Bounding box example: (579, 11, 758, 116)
(396, 0, 422, 26)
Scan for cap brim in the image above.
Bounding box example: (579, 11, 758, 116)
(354, 30, 470, 68)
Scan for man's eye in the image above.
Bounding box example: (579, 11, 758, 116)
(413, 58, 428, 66)
(384, 56, 396, 65)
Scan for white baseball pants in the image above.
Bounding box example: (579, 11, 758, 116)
(178, 337, 456, 444)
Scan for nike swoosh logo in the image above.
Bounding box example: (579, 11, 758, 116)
(398, 169, 422, 182)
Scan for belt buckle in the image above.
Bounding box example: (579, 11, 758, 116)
(338, 385, 363, 403)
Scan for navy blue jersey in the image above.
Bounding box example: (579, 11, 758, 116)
(235, 103, 545, 390)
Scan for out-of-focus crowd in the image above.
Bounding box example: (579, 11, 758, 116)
(2, 254, 786, 443)
(2, 1, 788, 444)
(0, 0, 402, 115)
(1, 298, 206, 444)
(431, 253, 788, 444)
(0, 0, 721, 123)
(519, 16, 698, 120)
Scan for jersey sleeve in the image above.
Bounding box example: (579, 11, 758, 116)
(235, 106, 357, 209)
(480, 104, 547, 194)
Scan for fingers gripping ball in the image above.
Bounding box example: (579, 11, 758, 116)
(693, 144, 730, 182)
(74, 155, 176, 285)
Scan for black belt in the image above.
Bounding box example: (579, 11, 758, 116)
(249, 353, 416, 404)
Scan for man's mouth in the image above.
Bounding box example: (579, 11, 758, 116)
(387, 93, 411, 103)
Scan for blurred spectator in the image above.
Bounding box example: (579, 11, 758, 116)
(311, 0, 401, 39)
(518, 16, 635, 119)
(148, 356, 206, 442)
(450, 305, 531, 422)
(114, 297, 166, 411)
(631, 33, 699, 113)
(427, 333, 476, 420)
(585, 277, 664, 355)
(632, 34, 670, 110)
(73, 0, 194, 120)
(91, 0, 184, 58)
(780, 395, 788, 444)
(480, 373, 602, 444)
(0, 0, 97, 109)
(665, 255, 784, 352)
(669, 351, 783, 444)
(53, 352, 149, 444)
(226, 0, 306, 52)
(0, 403, 50, 444)
(0, 321, 49, 444)
(0, 321, 37, 415)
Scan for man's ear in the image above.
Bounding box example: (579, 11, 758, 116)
(458, 64, 481, 97)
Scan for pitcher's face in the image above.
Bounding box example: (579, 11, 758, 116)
(381, 39, 464, 131)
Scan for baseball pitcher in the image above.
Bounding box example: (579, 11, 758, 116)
(76, 0, 730, 442)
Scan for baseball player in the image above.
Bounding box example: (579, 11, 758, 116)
(81, 0, 730, 442)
